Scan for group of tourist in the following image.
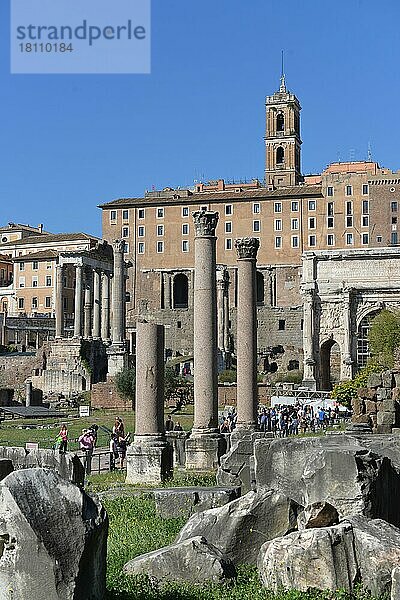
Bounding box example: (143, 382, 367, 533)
(165, 415, 184, 432)
(257, 403, 343, 436)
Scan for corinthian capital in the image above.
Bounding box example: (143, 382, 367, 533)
(113, 239, 125, 254)
(192, 210, 219, 237)
(235, 237, 260, 260)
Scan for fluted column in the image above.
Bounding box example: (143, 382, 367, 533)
(73, 264, 83, 338)
(83, 269, 92, 339)
(101, 271, 110, 342)
(302, 287, 316, 388)
(341, 287, 354, 381)
(112, 240, 125, 346)
(235, 237, 260, 429)
(92, 269, 101, 340)
(55, 264, 64, 339)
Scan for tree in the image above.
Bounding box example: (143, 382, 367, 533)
(369, 310, 400, 368)
(331, 360, 383, 407)
(115, 368, 136, 403)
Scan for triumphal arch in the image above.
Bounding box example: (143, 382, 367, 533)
(301, 248, 400, 390)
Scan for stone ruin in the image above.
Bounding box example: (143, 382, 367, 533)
(351, 369, 400, 433)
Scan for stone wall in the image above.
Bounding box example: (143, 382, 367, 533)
(351, 370, 400, 433)
(91, 379, 133, 411)
(0, 347, 47, 395)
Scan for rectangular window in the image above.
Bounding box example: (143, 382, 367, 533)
(274, 219, 282, 232)
(346, 185, 353, 196)
(200, 205, 208, 211)
(225, 238, 232, 250)
(180, 224, 188, 236)
(362, 233, 369, 245)
(327, 217, 334, 228)
(32, 277, 38, 288)
(157, 207, 164, 218)
(32, 297, 38, 309)
(392, 201, 398, 212)
(309, 235, 316, 247)
(123, 242, 129, 253)
(362, 200, 369, 214)
(45, 296, 51, 308)
(377, 235, 382, 243)
(182, 206, 189, 217)
(391, 232, 398, 245)
(327, 186, 334, 197)
(346, 233, 354, 245)
(138, 226, 145, 237)
(122, 209, 129, 220)
(362, 184, 369, 195)
(291, 218, 299, 230)
(274, 202, 282, 213)
(327, 202, 334, 216)
(308, 217, 316, 229)
(346, 201, 353, 215)
(291, 201, 299, 211)
(308, 200, 316, 211)
(138, 242, 145, 254)
(63, 298, 68, 310)
(19, 262, 25, 271)
(278, 319, 286, 331)
(253, 220, 261, 232)
(253, 203, 260, 214)
(225, 221, 232, 233)
(291, 235, 299, 248)
(225, 204, 233, 216)
(18, 297, 24, 310)
(122, 227, 129, 238)
(110, 210, 117, 221)
(19, 277, 25, 288)
(327, 234, 335, 246)
(346, 216, 353, 228)
(157, 241, 164, 253)
(362, 215, 369, 227)
(138, 208, 145, 219)
(157, 225, 164, 236)
(275, 236, 282, 249)
(32, 261, 38, 270)
(46, 276, 52, 286)
(182, 240, 189, 252)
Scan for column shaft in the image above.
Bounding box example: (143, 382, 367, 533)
(55, 265, 63, 339)
(302, 289, 316, 384)
(101, 272, 110, 341)
(83, 270, 92, 339)
(164, 273, 171, 309)
(73, 264, 83, 338)
(92, 269, 101, 339)
(112, 240, 125, 345)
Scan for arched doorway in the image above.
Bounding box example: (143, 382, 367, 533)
(173, 274, 189, 308)
(320, 339, 341, 390)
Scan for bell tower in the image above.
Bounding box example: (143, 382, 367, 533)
(264, 73, 302, 188)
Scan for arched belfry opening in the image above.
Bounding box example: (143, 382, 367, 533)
(276, 146, 284, 165)
(320, 339, 341, 391)
(277, 112, 284, 132)
(256, 271, 265, 304)
(173, 273, 189, 309)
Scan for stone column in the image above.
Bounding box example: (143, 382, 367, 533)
(341, 287, 354, 381)
(101, 271, 110, 342)
(126, 322, 173, 484)
(73, 264, 83, 338)
(235, 237, 260, 429)
(55, 264, 63, 339)
(185, 210, 225, 470)
(217, 267, 230, 369)
(111, 240, 125, 346)
(302, 287, 316, 389)
(164, 273, 171, 309)
(83, 269, 92, 340)
(223, 275, 230, 353)
(25, 380, 32, 407)
(92, 269, 101, 340)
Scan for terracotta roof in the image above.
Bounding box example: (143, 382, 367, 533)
(1, 232, 99, 247)
(0, 223, 49, 234)
(99, 185, 323, 209)
(13, 250, 59, 262)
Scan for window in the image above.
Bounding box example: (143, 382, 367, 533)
(362, 233, 369, 245)
(362, 200, 369, 214)
(346, 216, 353, 228)
(274, 219, 282, 232)
(138, 226, 145, 237)
(63, 298, 68, 310)
(225, 204, 233, 216)
(327, 202, 334, 216)
(45, 296, 51, 308)
(225, 222, 232, 233)
(291, 201, 299, 211)
(201, 205, 208, 211)
(122, 227, 129, 238)
(392, 232, 398, 245)
(277, 112, 284, 131)
(157, 225, 164, 236)
(180, 224, 188, 236)
(291, 235, 299, 248)
(309, 235, 316, 247)
(157, 207, 164, 218)
(138, 242, 145, 254)
(18, 298, 24, 310)
(346, 185, 353, 196)
(276, 146, 284, 164)
(122, 209, 129, 220)
(182, 240, 189, 252)
(138, 208, 145, 219)
(327, 234, 335, 246)
(46, 276, 52, 286)
(362, 216, 369, 227)
(110, 210, 117, 221)
(377, 235, 382, 243)
(19, 262, 25, 271)
(327, 186, 334, 197)
(274, 202, 282, 213)
(346, 201, 353, 215)
(32, 277, 38, 288)
(362, 184, 369, 195)
(346, 233, 354, 245)
(253, 220, 261, 232)
(225, 238, 232, 250)
(32, 297, 38, 309)
(173, 274, 189, 308)
(275, 236, 282, 249)
(308, 200, 316, 211)
(308, 217, 316, 229)
(393, 217, 398, 225)
(124, 242, 129, 253)
(157, 241, 164, 253)
(327, 217, 334, 228)
(278, 319, 286, 330)
(32, 261, 38, 270)
(291, 218, 299, 230)
(19, 277, 25, 288)
(253, 203, 260, 214)
(182, 206, 189, 217)
(392, 201, 398, 212)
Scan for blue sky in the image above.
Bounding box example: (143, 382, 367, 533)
(1, 0, 399, 237)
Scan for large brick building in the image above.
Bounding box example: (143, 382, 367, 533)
(100, 78, 400, 377)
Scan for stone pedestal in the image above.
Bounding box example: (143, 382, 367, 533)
(107, 345, 128, 376)
(185, 432, 226, 471)
(126, 437, 173, 484)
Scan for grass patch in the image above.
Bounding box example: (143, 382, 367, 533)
(87, 470, 216, 493)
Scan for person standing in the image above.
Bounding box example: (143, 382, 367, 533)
(78, 429, 94, 475)
(109, 434, 118, 472)
(58, 424, 68, 454)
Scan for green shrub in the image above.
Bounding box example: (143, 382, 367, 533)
(369, 309, 400, 368)
(331, 360, 384, 407)
(115, 368, 136, 403)
(274, 369, 303, 385)
(218, 370, 237, 383)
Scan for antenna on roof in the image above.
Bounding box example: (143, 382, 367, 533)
(280, 50, 286, 92)
(367, 141, 372, 162)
